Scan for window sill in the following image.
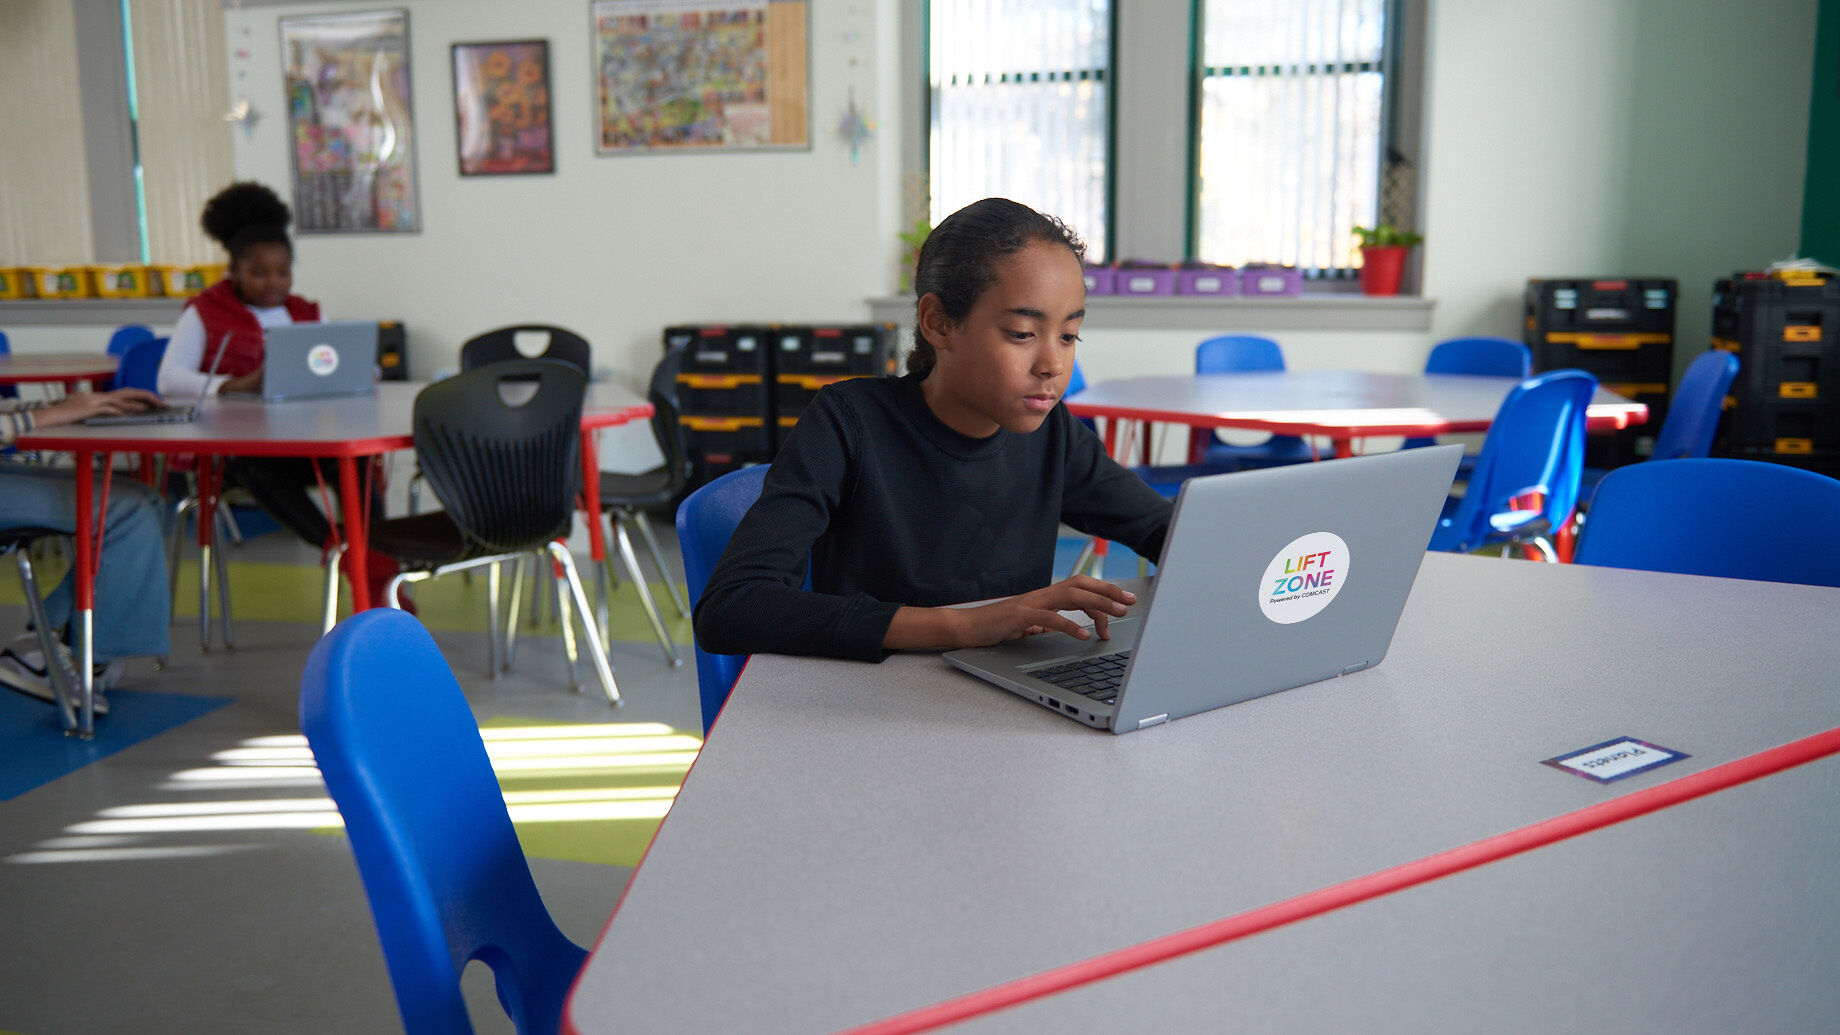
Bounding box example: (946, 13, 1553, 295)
(0, 297, 186, 326)
(868, 292, 1434, 333)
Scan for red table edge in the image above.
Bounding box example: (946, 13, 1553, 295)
(832, 724, 1840, 1035)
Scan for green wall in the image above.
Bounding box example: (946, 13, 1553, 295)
(1803, 0, 1840, 263)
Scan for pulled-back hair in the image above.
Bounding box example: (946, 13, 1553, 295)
(907, 198, 1086, 378)
(200, 181, 293, 264)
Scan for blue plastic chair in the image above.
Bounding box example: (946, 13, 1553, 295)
(1574, 458, 1840, 586)
(1403, 337, 1532, 451)
(114, 335, 168, 392)
(677, 464, 774, 734)
(0, 329, 12, 398)
(300, 608, 587, 1035)
(106, 323, 154, 356)
(1193, 334, 1316, 468)
(1576, 349, 1740, 501)
(1428, 369, 1598, 560)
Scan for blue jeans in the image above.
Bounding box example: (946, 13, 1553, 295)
(1, 466, 171, 662)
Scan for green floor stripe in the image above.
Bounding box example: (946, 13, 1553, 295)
(0, 557, 692, 641)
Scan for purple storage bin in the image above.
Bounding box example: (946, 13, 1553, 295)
(1083, 266, 1116, 295)
(1115, 267, 1177, 296)
(1177, 268, 1238, 296)
(1240, 266, 1304, 297)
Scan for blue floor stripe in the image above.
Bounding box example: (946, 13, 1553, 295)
(0, 689, 232, 801)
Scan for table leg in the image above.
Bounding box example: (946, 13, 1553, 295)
(195, 459, 221, 651)
(71, 450, 97, 737)
(338, 457, 372, 611)
(581, 427, 606, 564)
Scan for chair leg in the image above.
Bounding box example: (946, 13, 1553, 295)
(10, 548, 82, 737)
(212, 509, 235, 649)
(556, 564, 580, 690)
(1069, 537, 1098, 578)
(628, 509, 690, 618)
(503, 554, 526, 673)
(168, 494, 196, 613)
(197, 539, 214, 652)
(594, 553, 612, 648)
(485, 561, 502, 679)
(321, 542, 346, 635)
(614, 519, 680, 666)
(547, 542, 621, 705)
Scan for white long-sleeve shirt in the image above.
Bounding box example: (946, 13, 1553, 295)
(156, 302, 321, 397)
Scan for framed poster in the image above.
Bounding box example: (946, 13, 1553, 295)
(591, 1, 809, 154)
(280, 10, 420, 232)
(452, 40, 555, 175)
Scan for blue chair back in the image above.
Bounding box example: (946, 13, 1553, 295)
(0, 329, 11, 398)
(1650, 350, 1740, 461)
(300, 609, 587, 1035)
(1575, 458, 1840, 586)
(1423, 336, 1532, 378)
(106, 324, 155, 356)
(1429, 369, 1598, 553)
(1405, 337, 1534, 450)
(1195, 334, 1284, 374)
(115, 335, 168, 392)
(676, 464, 773, 733)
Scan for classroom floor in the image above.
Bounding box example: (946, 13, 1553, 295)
(0, 524, 702, 1035)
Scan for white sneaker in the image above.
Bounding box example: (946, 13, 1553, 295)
(0, 635, 112, 714)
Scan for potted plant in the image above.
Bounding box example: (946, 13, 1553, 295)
(1352, 223, 1423, 296)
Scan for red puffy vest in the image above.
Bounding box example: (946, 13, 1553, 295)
(185, 278, 323, 377)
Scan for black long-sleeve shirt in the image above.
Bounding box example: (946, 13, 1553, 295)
(693, 372, 1174, 661)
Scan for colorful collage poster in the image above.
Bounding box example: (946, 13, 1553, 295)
(452, 40, 555, 175)
(592, 0, 809, 154)
(281, 10, 420, 232)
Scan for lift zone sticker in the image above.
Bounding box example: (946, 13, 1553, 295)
(307, 344, 340, 377)
(1259, 532, 1349, 624)
(1543, 737, 1688, 784)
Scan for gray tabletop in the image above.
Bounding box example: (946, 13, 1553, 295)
(565, 553, 1840, 1034)
(948, 751, 1840, 1033)
(1065, 371, 1646, 437)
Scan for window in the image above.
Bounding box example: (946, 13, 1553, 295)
(926, 0, 1112, 261)
(1193, 0, 1391, 276)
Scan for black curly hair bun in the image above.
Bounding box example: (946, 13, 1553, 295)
(201, 181, 293, 255)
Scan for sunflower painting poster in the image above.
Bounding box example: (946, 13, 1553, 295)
(453, 40, 554, 175)
(592, 0, 809, 154)
(280, 10, 420, 232)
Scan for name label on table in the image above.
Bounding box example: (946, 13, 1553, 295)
(1543, 737, 1687, 783)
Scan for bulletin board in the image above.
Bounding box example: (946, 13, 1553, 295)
(591, 0, 809, 154)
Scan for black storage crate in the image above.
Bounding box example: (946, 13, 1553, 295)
(377, 320, 407, 380)
(680, 414, 772, 465)
(1524, 278, 1676, 381)
(773, 324, 895, 376)
(1712, 274, 1840, 351)
(676, 372, 768, 417)
(669, 324, 771, 376)
(1726, 444, 1840, 479)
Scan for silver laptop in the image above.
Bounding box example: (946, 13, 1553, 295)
(944, 444, 1463, 733)
(226, 320, 378, 402)
(85, 332, 230, 426)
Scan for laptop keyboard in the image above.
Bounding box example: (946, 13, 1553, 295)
(1032, 650, 1132, 705)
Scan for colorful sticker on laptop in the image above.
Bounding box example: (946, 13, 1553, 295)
(308, 344, 340, 377)
(1260, 531, 1349, 624)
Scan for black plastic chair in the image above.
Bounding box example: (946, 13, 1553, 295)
(460, 324, 591, 375)
(591, 346, 690, 665)
(363, 359, 619, 703)
(0, 527, 92, 736)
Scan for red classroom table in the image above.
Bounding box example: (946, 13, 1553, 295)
(16, 380, 651, 715)
(0, 352, 118, 393)
(1064, 370, 1648, 463)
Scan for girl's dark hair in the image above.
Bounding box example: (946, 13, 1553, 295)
(908, 198, 1086, 378)
(200, 181, 293, 264)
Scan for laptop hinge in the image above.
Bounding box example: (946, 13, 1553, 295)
(1340, 661, 1371, 677)
(1135, 714, 1169, 730)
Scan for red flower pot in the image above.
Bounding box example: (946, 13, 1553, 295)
(1358, 245, 1409, 296)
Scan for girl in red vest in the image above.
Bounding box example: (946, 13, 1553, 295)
(158, 182, 401, 606)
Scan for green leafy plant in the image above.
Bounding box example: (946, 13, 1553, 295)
(1352, 223, 1423, 249)
(897, 218, 931, 292)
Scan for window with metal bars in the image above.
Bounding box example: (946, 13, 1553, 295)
(1193, 0, 1393, 278)
(926, 0, 1113, 261)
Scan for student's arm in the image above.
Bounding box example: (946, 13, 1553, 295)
(157, 308, 216, 397)
(692, 394, 903, 661)
(1057, 409, 1176, 564)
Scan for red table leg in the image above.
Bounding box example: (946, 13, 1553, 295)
(581, 427, 606, 564)
(338, 457, 372, 611)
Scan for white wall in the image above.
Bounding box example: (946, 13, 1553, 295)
(222, 0, 901, 467)
(1420, 0, 1816, 370)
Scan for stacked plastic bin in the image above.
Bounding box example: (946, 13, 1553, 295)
(666, 325, 774, 490)
(1523, 278, 1677, 469)
(1712, 271, 1840, 477)
(770, 324, 895, 446)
